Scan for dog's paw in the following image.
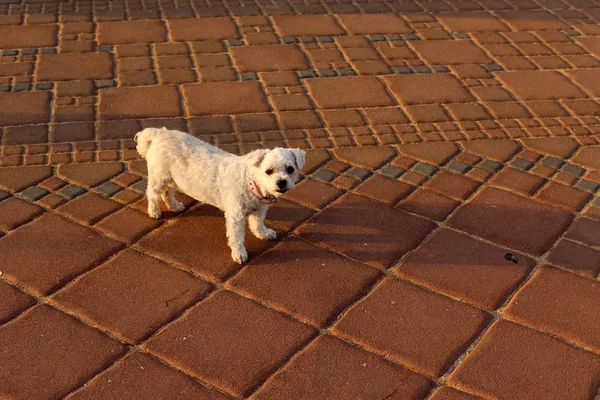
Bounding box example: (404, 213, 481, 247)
(231, 247, 248, 264)
(148, 207, 162, 219)
(257, 228, 277, 240)
(168, 201, 185, 213)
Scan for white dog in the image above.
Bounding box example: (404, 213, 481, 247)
(135, 127, 305, 264)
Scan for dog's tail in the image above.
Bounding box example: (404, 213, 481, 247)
(134, 127, 165, 159)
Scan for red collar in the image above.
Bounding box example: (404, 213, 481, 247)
(247, 179, 277, 204)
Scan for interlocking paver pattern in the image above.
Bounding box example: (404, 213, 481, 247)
(2, 0, 600, 398)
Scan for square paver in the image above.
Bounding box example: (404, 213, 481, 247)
(283, 178, 344, 209)
(423, 170, 480, 200)
(547, 239, 600, 278)
(95, 207, 162, 243)
(411, 40, 493, 65)
(496, 71, 586, 101)
(448, 187, 574, 256)
(98, 20, 167, 45)
(168, 17, 239, 41)
(145, 290, 316, 398)
(397, 229, 535, 310)
(137, 205, 274, 281)
(0, 305, 126, 400)
(182, 81, 270, 115)
(0, 213, 122, 295)
(253, 335, 433, 400)
(306, 76, 396, 109)
(0, 197, 44, 231)
(504, 265, 600, 352)
(271, 15, 345, 37)
(297, 193, 436, 268)
(565, 217, 600, 248)
(332, 277, 490, 377)
(231, 45, 309, 72)
(99, 86, 183, 120)
(67, 352, 231, 400)
(53, 249, 211, 343)
(228, 237, 380, 327)
(0, 281, 35, 324)
(56, 192, 122, 225)
(448, 320, 600, 399)
(383, 74, 475, 104)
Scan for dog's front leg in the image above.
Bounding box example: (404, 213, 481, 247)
(225, 209, 248, 264)
(249, 205, 276, 240)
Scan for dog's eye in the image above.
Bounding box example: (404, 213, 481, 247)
(265, 169, 274, 175)
(286, 166, 295, 174)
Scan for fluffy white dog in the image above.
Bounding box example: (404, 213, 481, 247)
(135, 127, 305, 264)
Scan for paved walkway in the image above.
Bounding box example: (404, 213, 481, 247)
(1, 0, 600, 399)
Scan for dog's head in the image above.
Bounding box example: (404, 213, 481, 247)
(246, 148, 306, 198)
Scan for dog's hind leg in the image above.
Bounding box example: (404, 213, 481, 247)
(146, 171, 170, 219)
(162, 186, 185, 212)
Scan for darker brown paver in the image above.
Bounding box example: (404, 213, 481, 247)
(306, 76, 396, 109)
(0, 197, 44, 231)
(383, 74, 475, 105)
(448, 187, 574, 256)
(0, 305, 126, 400)
(99, 86, 183, 120)
(254, 335, 433, 400)
(168, 17, 239, 41)
(0, 92, 51, 127)
(145, 290, 316, 398)
(297, 193, 436, 268)
(68, 352, 232, 400)
(0, 213, 122, 295)
(448, 320, 600, 400)
(231, 44, 309, 72)
(228, 237, 380, 327)
(53, 249, 211, 343)
(58, 162, 124, 187)
(333, 278, 490, 377)
(397, 229, 535, 310)
(0, 280, 35, 324)
(98, 20, 167, 45)
(183, 81, 270, 115)
(36, 53, 114, 81)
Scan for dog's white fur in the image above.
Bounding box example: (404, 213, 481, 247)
(135, 127, 305, 264)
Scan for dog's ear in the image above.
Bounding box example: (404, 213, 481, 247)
(245, 149, 268, 167)
(290, 149, 306, 171)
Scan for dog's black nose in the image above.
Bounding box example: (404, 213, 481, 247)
(276, 180, 287, 189)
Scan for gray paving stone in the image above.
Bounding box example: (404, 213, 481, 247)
(541, 156, 565, 169)
(378, 165, 405, 179)
(562, 163, 585, 177)
(479, 159, 503, 172)
(345, 167, 371, 181)
(510, 158, 533, 170)
(413, 162, 438, 177)
(447, 160, 472, 174)
(95, 182, 124, 197)
(20, 186, 49, 201)
(575, 180, 599, 193)
(57, 184, 86, 199)
(0, 189, 11, 202)
(312, 168, 337, 183)
(130, 179, 148, 193)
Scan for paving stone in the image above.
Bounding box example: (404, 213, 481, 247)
(283, 178, 344, 209)
(400, 142, 460, 165)
(264, 198, 316, 233)
(99, 86, 183, 120)
(312, 168, 337, 183)
(297, 194, 436, 268)
(398, 188, 460, 221)
(231, 44, 310, 72)
(344, 166, 371, 180)
(383, 74, 474, 105)
(0, 213, 122, 295)
(307, 76, 395, 108)
(565, 217, 600, 248)
(0, 189, 10, 201)
(547, 239, 600, 278)
(96, 206, 162, 243)
(0, 24, 57, 49)
(271, 15, 345, 36)
(0, 197, 43, 231)
(489, 167, 546, 196)
(337, 13, 412, 35)
(497, 71, 586, 101)
(566, 69, 600, 97)
(20, 185, 49, 201)
(130, 179, 148, 193)
(254, 335, 433, 400)
(168, 17, 239, 41)
(146, 290, 316, 397)
(54, 249, 211, 343)
(510, 158, 533, 170)
(378, 164, 406, 179)
(572, 146, 600, 170)
(562, 163, 585, 177)
(95, 181, 124, 197)
(437, 11, 509, 32)
(56, 184, 87, 200)
(67, 352, 231, 400)
(333, 146, 396, 169)
(137, 206, 273, 281)
(0, 91, 51, 127)
(461, 139, 520, 162)
(497, 10, 569, 31)
(0, 280, 35, 324)
(413, 162, 439, 177)
(411, 40, 492, 65)
(429, 386, 480, 400)
(0, 305, 126, 399)
(448, 187, 574, 256)
(537, 181, 592, 211)
(398, 229, 535, 310)
(448, 320, 600, 399)
(505, 265, 600, 351)
(540, 156, 565, 169)
(479, 159, 503, 172)
(423, 170, 480, 200)
(36, 53, 113, 81)
(355, 174, 414, 205)
(183, 81, 270, 115)
(98, 20, 167, 44)
(447, 160, 472, 174)
(333, 277, 489, 377)
(56, 192, 122, 225)
(229, 237, 379, 327)
(58, 162, 124, 187)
